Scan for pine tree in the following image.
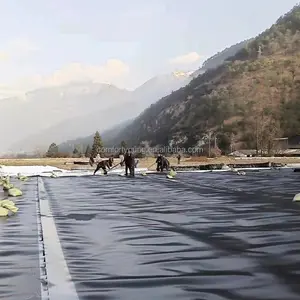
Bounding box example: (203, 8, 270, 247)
(91, 131, 104, 157)
(85, 144, 92, 157)
(46, 143, 59, 157)
(73, 145, 82, 158)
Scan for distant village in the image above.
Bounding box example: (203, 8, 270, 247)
(228, 135, 300, 158)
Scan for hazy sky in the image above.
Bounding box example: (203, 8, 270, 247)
(0, 0, 298, 97)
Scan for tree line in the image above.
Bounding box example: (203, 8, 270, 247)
(45, 131, 129, 158)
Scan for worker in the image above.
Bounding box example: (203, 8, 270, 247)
(119, 153, 124, 166)
(156, 154, 162, 171)
(124, 149, 135, 176)
(89, 156, 95, 167)
(108, 155, 114, 167)
(162, 156, 170, 171)
(95, 153, 101, 162)
(93, 159, 111, 175)
(135, 158, 139, 168)
(156, 155, 170, 172)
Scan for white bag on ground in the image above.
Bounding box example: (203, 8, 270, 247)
(8, 188, 22, 197)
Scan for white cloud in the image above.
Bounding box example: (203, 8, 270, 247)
(9, 38, 39, 54)
(169, 52, 202, 65)
(0, 52, 9, 62)
(0, 37, 39, 64)
(0, 36, 130, 98)
(0, 59, 130, 99)
(32, 59, 129, 87)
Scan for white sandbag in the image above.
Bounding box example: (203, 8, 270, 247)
(8, 188, 22, 197)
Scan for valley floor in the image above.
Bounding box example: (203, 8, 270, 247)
(1, 156, 300, 171)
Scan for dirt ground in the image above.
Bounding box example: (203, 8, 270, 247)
(0, 156, 300, 171)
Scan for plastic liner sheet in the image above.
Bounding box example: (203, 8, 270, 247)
(42, 171, 300, 300)
(0, 178, 41, 300)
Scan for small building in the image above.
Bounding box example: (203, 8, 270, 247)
(228, 150, 247, 157)
(275, 148, 300, 157)
(288, 135, 300, 149)
(229, 149, 257, 157)
(273, 137, 289, 151)
(273, 135, 300, 150)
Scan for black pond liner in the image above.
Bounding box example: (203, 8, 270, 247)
(0, 177, 42, 300)
(40, 170, 300, 300)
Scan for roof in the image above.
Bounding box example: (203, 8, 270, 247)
(273, 137, 288, 140)
(229, 149, 257, 156)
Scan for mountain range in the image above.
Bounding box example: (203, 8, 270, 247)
(57, 40, 249, 153)
(6, 6, 298, 156)
(2, 71, 193, 154)
(98, 4, 300, 155)
(4, 7, 278, 155)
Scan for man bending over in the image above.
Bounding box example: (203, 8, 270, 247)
(93, 159, 111, 175)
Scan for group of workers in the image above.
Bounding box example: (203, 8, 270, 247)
(90, 151, 172, 176)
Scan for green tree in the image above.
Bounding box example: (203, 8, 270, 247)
(46, 143, 59, 157)
(217, 133, 231, 154)
(73, 145, 82, 158)
(91, 131, 104, 157)
(73, 147, 79, 157)
(85, 144, 92, 157)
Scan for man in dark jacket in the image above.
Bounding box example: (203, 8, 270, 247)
(124, 149, 135, 176)
(93, 159, 111, 175)
(177, 154, 181, 164)
(156, 154, 162, 171)
(89, 156, 95, 167)
(156, 155, 170, 172)
(108, 155, 114, 167)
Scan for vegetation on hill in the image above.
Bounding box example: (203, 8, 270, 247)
(106, 4, 300, 155)
(201, 40, 250, 70)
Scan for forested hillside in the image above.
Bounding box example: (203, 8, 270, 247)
(108, 5, 300, 154)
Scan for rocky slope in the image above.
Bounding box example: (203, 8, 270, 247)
(102, 5, 300, 154)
